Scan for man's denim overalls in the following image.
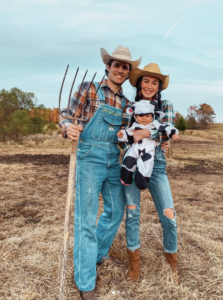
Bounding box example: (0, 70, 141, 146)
(74, 83, 126, 292)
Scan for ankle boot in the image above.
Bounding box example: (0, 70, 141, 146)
(163, 252, 179, 283)
(126, 248, 140, 281)
(80, 289, 96, 300)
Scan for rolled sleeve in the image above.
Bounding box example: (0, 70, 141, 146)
(148, 128, 159, 141)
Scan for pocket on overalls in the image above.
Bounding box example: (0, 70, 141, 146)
(76, 144, 94, 160)
(92, 113, 122, 143)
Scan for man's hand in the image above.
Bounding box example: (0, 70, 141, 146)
(66, 124, 83, 140)
(161, 141, 170, 151)
(117, 130, 124, 138)
(172, 134, 179, 141)
(133, 129, 151, 143)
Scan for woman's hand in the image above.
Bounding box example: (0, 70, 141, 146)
(161, 141, 170, 151)
(66, 124, 83, 140)
(133, 129, 151, 143)
(117, 130, 124, 138)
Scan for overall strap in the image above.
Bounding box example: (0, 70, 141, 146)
(94, 82, 105, 101)
(121, 96, 126, 109)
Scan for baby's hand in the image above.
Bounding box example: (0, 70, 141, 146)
(117, 130, 124, 138)
(172, 134, 179, 141)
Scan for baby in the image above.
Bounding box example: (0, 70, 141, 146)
(117, 100, 179, 190)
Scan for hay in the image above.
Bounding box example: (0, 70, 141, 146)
(0, 135, 223, 299)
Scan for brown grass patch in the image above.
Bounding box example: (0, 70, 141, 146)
(0, 135, 223, 299)
(185, 122, 223, 141)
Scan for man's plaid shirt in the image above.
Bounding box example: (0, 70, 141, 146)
(59, 80, 174, 150)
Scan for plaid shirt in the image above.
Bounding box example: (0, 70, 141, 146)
(60, 80, 128, 129)
(120, 100, 175, 146)
(59, 80, 173, 150)
(59, 80, 158, 151)
(156, 100, 175, 143)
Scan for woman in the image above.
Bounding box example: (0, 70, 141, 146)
(124, 63, 178, 281)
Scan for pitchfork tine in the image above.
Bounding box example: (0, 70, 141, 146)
(67, 67, 79, 117)
(74, 69, 88, 119)
(59, 64, 69, 116)
(81, 72, 97, 117)
(88, 74, 105, 118)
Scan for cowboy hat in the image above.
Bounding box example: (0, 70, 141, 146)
(129, 63, 169, 90)
(100, 45, 142, 69)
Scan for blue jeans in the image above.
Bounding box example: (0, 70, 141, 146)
(74, 91, 126, 292)
(124, 145, 177, 254)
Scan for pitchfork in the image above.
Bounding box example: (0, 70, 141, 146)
(58, 65, 105, 300)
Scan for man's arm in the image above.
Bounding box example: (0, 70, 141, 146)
(118, 102, 134, 151)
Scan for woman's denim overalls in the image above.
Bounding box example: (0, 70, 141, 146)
(74, 83, 126, 292)
(124, 101, 177, 254)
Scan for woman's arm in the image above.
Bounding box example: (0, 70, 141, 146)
(162, 100, 175, 126)
(159, 100, 176, 150)
(133, 128, 159, 143)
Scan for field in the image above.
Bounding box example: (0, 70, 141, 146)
(184, 123, 223, 141)
(0, 132, 223, 300)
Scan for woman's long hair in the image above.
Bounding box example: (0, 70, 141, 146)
(135, 76, 163, 109)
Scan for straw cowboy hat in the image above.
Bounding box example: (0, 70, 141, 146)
(129, 63, 169, 90)
(100, 45, 142, 69)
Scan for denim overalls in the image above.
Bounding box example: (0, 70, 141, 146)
(74, 83, 126, 292)
(124, 101, 177, 254)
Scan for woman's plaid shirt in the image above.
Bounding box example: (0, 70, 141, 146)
(59, 80, 174, 150)
(156, 100, 175, 143)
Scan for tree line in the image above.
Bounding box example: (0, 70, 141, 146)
(0, 88, 216, 142)
(0, 88, 59, 142)
(175, 103, 216, 133)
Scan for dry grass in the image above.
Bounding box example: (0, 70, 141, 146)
(0, 134, 223, 300)
(185, 123, 223, 141)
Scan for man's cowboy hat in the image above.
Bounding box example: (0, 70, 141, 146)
(100, 45, 142, 69)
(129, 63, 169, 90)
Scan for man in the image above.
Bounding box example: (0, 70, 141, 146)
(59, 45, 143, 300)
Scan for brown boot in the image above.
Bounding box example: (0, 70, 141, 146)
(163, 252, 179, 283)
(126, 248, 140, 281)
(80, 289, 96, 300)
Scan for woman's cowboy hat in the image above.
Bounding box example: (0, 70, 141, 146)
(100, 46, 142, 69)
(129, 63, 169, 90)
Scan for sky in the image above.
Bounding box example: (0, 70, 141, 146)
(1, 0, 223, 122)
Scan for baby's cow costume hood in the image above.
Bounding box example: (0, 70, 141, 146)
(129, 100, 165, 120)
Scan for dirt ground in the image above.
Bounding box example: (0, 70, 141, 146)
(0, 135, 223, 300)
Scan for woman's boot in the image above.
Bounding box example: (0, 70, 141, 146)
(80, 289, 96, 300)
(126, 248, 140, 281)
(163, 252, 179, 283)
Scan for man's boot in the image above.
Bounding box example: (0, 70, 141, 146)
(163, 252, 179, 283)
(126, 248, 140, 281)
(80, 289, 96, 300)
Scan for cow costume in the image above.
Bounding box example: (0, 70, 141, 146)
(118, 100, 178, 190)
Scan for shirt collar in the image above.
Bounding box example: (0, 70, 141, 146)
(101, 79, 124, 97)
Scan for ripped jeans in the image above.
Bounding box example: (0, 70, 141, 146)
(124, 145, 177, 254)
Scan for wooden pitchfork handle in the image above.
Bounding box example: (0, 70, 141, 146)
(59, 120, 78, 300)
